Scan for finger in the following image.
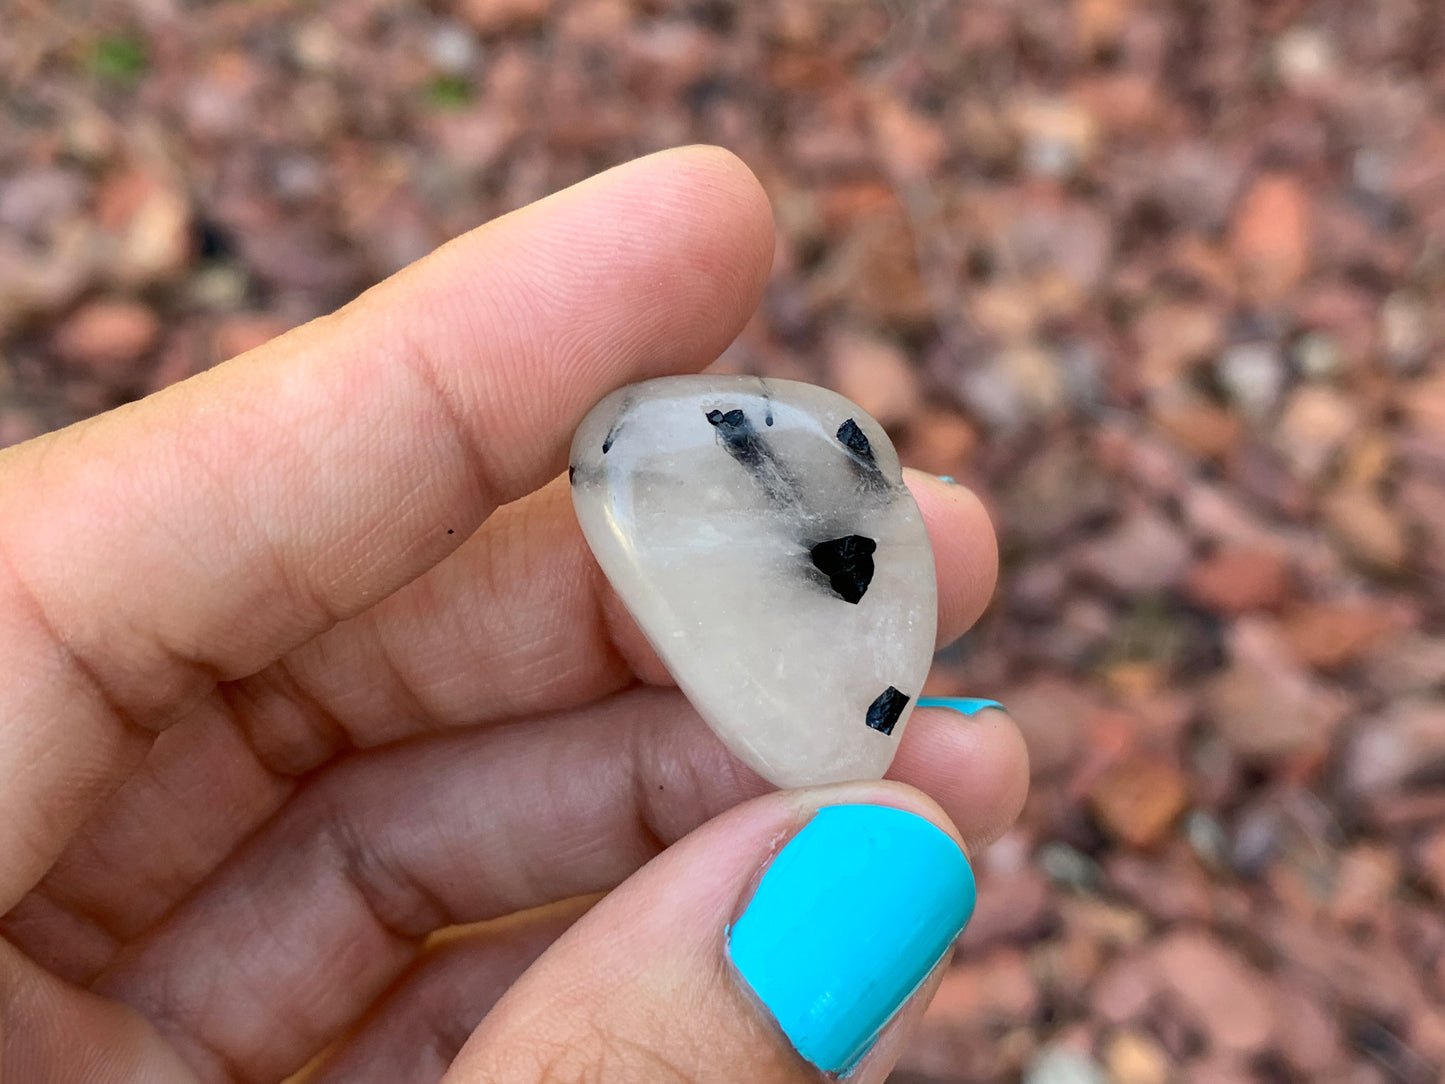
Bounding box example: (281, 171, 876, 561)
(909, 470, 999, 644)
(2, 697, 294, 983)
(0, 938, 196, 1084)
(10, 470, 997, 974)
(307, 727, 1020, 1084)
(300, 900, 590, 1084)
(0, 146, 774, 906)
(94, 689, 1026, 1083)
(889, 700, 1026, 853)
(446, 788, 975, 1084)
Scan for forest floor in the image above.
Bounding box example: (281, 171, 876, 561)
(5, 2, 1445, 1081)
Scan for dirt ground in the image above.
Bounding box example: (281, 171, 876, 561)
(5, 1, 1445, 1081)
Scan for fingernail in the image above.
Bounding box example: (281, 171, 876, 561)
(727, 804, 976, 1074)
(935, 474, 957, 484)
(916, 696, 1007, 717)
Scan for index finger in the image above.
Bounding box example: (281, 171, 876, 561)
(0, 147, 774, 908)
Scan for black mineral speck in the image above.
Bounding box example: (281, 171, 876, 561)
(810, 534, 877, 604)
(705, 406, 800, 501)
(865, 686, 910, 735)
(602, 432, 615, 454)
(837, 418, 873, 460)
(835, 416, 889, 491)
(706, 408, 761, 468)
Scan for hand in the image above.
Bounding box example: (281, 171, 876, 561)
(0, 148, 1028, 1084)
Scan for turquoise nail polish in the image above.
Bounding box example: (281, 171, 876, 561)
(727, 804, 976, 1074)
(916, 696, 1006, 716)
(936, 475, 956, 484)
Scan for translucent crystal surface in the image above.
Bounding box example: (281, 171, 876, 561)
(570, 375, 937, 787)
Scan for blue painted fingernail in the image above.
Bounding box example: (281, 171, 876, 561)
(727, 804, 976, 1074)
(936, 475, 957, 484)
(917, 696, 1007, 716)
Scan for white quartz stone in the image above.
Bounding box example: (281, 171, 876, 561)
(569, 375, 937, 787)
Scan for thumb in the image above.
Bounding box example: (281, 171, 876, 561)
(443, 784, 976, 1083)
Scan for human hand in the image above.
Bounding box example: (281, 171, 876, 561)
(0, 147, 1028, 1083)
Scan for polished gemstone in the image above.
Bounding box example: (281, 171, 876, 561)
(569, 375, 937, 787)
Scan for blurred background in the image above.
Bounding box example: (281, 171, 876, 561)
(4, 1, 1445, 1081)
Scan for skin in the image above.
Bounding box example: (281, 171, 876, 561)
(0, 147, 1029, 1084)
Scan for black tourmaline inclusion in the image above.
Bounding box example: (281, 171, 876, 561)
(835, 416, 888, 491)
(705, 406, 800, 502)
(810, 534, 877, 604)
(706, 408, 765, 468)
(865, 686, 910, 735)
(836, 418, 874, 462)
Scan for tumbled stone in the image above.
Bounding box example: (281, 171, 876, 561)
(570, 375, 936, 787)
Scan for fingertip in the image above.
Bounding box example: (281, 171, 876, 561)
(605, 145, 775, 301)
(447, 781, 970, 1083)
(903, 469, 999, 643)
(891, 704, 1030, 855)
(726, 802, 975, 1074)
(964, 708, 1031, 847)
(661, 145, 773, 225)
